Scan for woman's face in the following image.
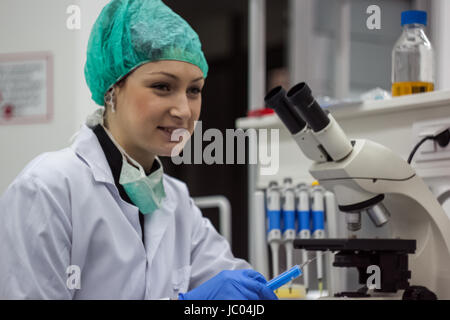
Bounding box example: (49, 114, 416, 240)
(108, 60, 205, 165)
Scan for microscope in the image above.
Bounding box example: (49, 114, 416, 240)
(265, 83, 450, 299)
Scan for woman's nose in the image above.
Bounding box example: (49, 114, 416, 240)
(170, 94, 192, 120)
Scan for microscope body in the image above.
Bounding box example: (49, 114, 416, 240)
(309, 138, 450, 299)
(265, 82, 450, 298)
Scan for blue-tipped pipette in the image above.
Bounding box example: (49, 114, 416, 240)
(296, 184, 311, 291)
(311, 182, 325, 295)
(266, 181, 282, 277)
(266, 265, 302, 291)
(266, 252, 328, 291)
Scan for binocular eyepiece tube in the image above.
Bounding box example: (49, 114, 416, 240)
(286, 82, 330, 133)
(265, 82, 353, 162)
(287, 83, 353, 162)
(265, 86, 328, 163)
(264, 86, 307, 135)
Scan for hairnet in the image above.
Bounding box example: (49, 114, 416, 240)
(84, 0, 209, 106)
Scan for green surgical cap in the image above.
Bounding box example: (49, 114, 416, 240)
(85, 0, 209, 106)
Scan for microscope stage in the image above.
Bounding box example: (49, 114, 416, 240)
(293, 238, 416, 253)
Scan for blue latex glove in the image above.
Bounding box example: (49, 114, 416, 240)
(178, 269, 278, 300)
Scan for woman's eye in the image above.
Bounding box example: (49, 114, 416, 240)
(188, 87, 202, 95)
(151, 84, 170, 91)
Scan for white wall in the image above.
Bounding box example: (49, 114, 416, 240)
(0, 0, 107, 194)
(74, 0, 110, 127)
(431, 0, 450, 91)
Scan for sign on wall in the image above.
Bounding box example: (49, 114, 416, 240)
(0, 52, 53, 125)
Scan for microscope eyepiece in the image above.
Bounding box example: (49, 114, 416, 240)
(286, 82, 330, 133)
(264, 85, 283, 101)
(286, 82, 353, 161)
(264, 86, 307, 135)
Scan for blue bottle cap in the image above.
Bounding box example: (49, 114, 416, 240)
(401, 10, 427, 26)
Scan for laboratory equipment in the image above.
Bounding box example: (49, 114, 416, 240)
(266, 181, 281, 277)
(392, 10, 434, 96)
(294, 238, 420, 298)
(266, 251, 330, 292)
(310, 182, 325, 294)
(296, 184, 311, 291)
(266, 82, 450, 299)
(285, 83, 353, 162)
(259, 180, 341, 297)
(322, 190, 347, 296)
(266, 265, 302, 291)
(251, 190, 270, 279)
(282, 178, 296, 272)
(264, 86, 327, 162)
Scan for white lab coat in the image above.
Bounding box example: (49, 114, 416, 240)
(0, 125, 250, 299)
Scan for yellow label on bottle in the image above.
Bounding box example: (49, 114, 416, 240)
(391, 81, 434, 97)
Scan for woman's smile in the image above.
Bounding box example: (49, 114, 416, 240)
(157, 126, 184, 142)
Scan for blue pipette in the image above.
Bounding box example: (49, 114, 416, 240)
(266, 251, 330, 291)
(266, 265, 302, 291)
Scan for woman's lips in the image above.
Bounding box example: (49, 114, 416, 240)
(157, 126, 184, 142)
(158, 126, 176, 134)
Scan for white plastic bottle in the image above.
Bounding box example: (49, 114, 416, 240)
(391, 10, 434, 97)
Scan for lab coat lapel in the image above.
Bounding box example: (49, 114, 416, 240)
(71, 125, 143, 236)
(145, 179, 176, 269)
(73, 126, 177, 264)
(71, 125, 115, 185)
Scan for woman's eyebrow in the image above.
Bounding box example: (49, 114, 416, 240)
(146, 71, 204, 82)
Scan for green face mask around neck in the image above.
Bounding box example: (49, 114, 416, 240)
(103, 126, 166, 215)
(119, 155, 166, 215)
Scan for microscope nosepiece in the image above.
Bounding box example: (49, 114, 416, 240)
(342, 197, 391, 232)
(346, 212, 362, 231)
(364, 203, 391, 228)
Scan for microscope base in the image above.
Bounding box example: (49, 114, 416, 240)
(293, 238, 436, 299)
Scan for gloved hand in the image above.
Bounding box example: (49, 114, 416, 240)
(178, 269, 278, 300)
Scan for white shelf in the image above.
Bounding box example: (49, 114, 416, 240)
(236, 90, 450, 129)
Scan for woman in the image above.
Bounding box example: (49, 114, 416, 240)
(0, 0, 277, 300)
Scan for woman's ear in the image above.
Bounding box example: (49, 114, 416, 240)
(104, 87, 116, 113)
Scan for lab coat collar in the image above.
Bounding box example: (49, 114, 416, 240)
(70, 124, 116, 186)
(71, 125, 177, 264)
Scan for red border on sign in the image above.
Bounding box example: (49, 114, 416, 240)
(0, 51, 54, 125)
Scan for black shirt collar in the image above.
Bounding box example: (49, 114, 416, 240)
(92, 124, 155, 243)
(93, 124, 123, 186)
(92, 124, 160, 182)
